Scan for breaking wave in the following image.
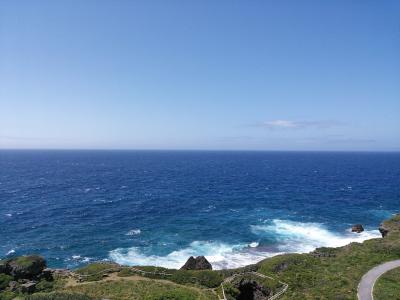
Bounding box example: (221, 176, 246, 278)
(109, 219, 381, 270)
(251, 219, 381, 253)
(109, 240, 276, 270)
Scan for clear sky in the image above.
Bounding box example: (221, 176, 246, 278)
(1, 0, 399, 151)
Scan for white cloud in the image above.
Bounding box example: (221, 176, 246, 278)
(258, 120, 340, 130)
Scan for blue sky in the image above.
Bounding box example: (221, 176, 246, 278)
(0, 1, 399, 151)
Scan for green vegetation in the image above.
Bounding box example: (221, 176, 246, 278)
(257, 237, 400, 299)
(0, 274, 13, 291)
(374, 267, 400, 300)
(170, 270, 222, 288)
(75, 263, 119, 281)
(0, 291, 19, 300)
(1, 214, 400, 300)
(25, 292, 93, 300)
(65, 279, 217, 300)
(118, 266, 223, 288)
(13, 256, 42, 268)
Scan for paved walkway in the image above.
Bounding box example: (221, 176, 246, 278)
(357, 260, 400, 300)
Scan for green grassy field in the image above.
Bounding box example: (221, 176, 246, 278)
(373, 267, 400, 300)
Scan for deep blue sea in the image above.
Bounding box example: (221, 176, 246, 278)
(1, 150, 399, 269)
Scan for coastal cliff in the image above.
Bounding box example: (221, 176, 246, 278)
(1, 214, 400, 300)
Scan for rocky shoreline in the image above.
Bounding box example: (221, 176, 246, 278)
(1, 217, 398, 299)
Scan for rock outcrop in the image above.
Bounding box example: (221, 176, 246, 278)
(235, 278, 272, 300)
(180, 256, 212, 270)
(378, 214, 400, 238)
(351, 224, 364, 233)
(7, 255, 46, 279)
(0, 255, 53, 294)
(273, 262, 289, 273)
(20, 281, 36, 293)
(379, 224, 390, 238)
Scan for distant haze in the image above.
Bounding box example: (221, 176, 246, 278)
(0, 1, 399, 151)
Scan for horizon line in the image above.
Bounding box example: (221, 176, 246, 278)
(0, 148, 399, 153)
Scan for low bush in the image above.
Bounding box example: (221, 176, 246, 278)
(170, 270, 223, 288)
(0, 274, 12, 291)
(24, 292, 93, 300)
(35, 279, 55, 292)
(75, 263, 118, 281)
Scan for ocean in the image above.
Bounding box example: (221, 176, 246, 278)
(1, 150, 399, 270)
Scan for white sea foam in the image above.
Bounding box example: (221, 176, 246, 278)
(126, 229, 141, 236)
(110, 240, 275, 270)
(109, 220, 381, 270)
(5, 213, 12, 217)
(6, 249, 15, 256)
(72, 255, 92, 263)
(251, 219, 381, 253)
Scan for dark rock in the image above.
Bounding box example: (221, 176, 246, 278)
(18, 279, 29, 284)
(20, 281, 36, 293)
(51, 268, 72, 278)
(351, 224, 364, 233)
(8, 281, 18, 292)
(235, 278, 272, 300)
(181, 257, 196, 270)
(180, 256, 212, 270)
(39, 268, 54, 281)
(0, 260, 10, 274)
(379, 225, 389, 238)
(8, 255, 46, 279)
(273, 262, 289, 273)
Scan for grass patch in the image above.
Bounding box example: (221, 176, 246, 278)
(0, 274, 13, 291)
(374, 267, 400, 300)
(24, 292, 93, 300)
(64, 278, 217, 300)
(258, 236, 400, 299)
(13, 256, 42, 268)
(170, 270, 222, 288)
(118, 266, 222, 288)
(75, 263, 119, 281)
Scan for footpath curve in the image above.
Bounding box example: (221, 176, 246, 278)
(357, 259, 400, 300)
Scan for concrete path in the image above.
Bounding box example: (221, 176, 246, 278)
(357, 260, 400, 300)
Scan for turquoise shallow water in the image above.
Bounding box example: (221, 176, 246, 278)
(1, 150, 399, 269)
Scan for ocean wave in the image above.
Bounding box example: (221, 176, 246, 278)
(109, 241, 275, 270)
(126, 229, 141, 236)
(251, 219, 381, 253)
(6, 249, 15, 256)
(71, 255, 92, 263)
(110, 220, 381, 270)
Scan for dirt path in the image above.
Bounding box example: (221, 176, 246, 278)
(63, 271, 216, 297)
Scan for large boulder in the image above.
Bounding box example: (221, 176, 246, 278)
(180, 256, 212, 270)
(7, 255, 46, 279)
(351, 224, 364, 233)
(20, 281, 36, 293)
(0, 260, 9, 274)
(379, 224, 390, 238)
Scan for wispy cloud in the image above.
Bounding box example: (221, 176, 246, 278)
(256, 120, 341, 130)
(0, 135, 67, 141)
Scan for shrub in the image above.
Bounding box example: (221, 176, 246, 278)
(170, 270, 223, 288)
(0, 291, 19, 300)
(223, 282, 240, 300)
(75, 263, 118, 281)
(24, 292, 93, 300)
(0, 274, 13, 290)
(35, 279, 55, 292)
